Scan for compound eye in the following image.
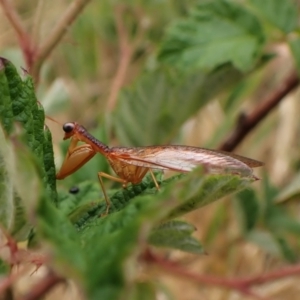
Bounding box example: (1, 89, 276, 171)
(63, 122, 74, 133)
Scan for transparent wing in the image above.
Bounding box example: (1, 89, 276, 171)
(110, 146, 263, 177)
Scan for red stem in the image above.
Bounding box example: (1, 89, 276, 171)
(0, 0, 36, 69)
(20, 271, 64, 300)
(106, 5, 133, 112)
(143, 249, 300, 300)
(218, 71, 299, 151)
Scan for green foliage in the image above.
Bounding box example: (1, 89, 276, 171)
(0, 126, 14, 230)
(289, 38, 300, 74)
(0, 258, 9, 275)
(235, 189, 260, 232)
(0, 58, 57, 206)
(128, 282, 157, 300)
(0, 57, 57, 239)
(0, 60, 13, 134)
(114, 65, 243, 146)
(158, 0, 265, 72)
(275, 172, 300, 203)
(37, 166, 253, 299)
(250, 0, 298, 33)
(148, 220, 204, 254)
(234, 177, 300, 262)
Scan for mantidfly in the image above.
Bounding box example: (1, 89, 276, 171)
(56, 122, 263, 214)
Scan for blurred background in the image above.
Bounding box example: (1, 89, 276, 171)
(1, 0, 300, 299)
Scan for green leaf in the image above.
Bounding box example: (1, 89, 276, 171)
(289, 38, 300, 76)
(70, 172, 251, 232)
(129, 282, 157, 300)
(168, 171, 253, 218)
(275, 235, 297, 262)
(249, 228, 299, 262)
(152, 220, 196, 235)
(0, 58, 24, 120)
(247, 230, 281, 256)
(71, 172, 164, 229)
(0, 125, 40, 240)
(250, 0, 298, 33)
(265, 205, 300, 235)
(235, 189, 260, 232)
(2, 60, 46, 164)
(0, 126, 14, 230)
(148, 220, 204, 254)
(114, 66, 243, 146)
(262, 176, 279, 209)
(0, 59, 13, 134)
(74, 185, 176, 299)
(0, 258, 9, 275)
(43, 127, 58, 204)
(17, 76, 49, 186)
(10, 193, 31, 240)
(0, 58, 58, 205)
(159, 0, 264, 72)
(77, 171, 252, 298)
(275, 171, 300, 203)
(203, 203, 226, 245)
(36, 196, 86, 275)
(6, 140, 45, 241)
(58, 181, 102, 218)
(0, 58, 58, 241)
(12, 146, 43, 220)
(82, 223, 142, 300)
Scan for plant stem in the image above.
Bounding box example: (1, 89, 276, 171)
(0, 0, 35, 68)
(143, 249, 300, 300)
(218, 71, 299, 151)
(106, 5, 133, 112)
(20, 271, 64, 300)
(31, 0, 92, 82)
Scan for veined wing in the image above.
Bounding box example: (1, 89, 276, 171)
(110, 145, 263, 177)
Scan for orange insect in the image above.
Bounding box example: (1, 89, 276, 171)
(56, 122, 263, 214)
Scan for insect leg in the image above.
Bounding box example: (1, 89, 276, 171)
(56, 140, 96, 179)
(97, 172, 127, 215)
(149, 169, 160, 190)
